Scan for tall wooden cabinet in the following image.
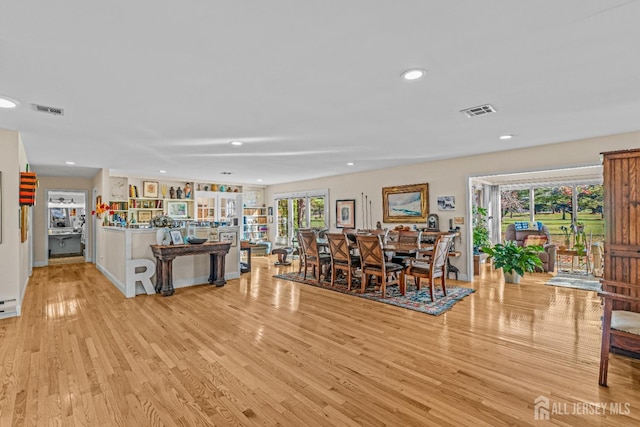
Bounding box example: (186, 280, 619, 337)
(602, 149, 640, 311)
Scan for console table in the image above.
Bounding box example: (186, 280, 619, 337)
(150, 242, 231, 296)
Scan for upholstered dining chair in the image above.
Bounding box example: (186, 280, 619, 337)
(325, 233, 361, 290)
(299, 229, 331, 284)
(598, 279, 640, 386)
(356, 234, 406, 297)
(404, 233, 455, 301)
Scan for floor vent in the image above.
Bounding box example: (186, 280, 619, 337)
(460, 104, 496, 118)
(32, 103, 64, 116)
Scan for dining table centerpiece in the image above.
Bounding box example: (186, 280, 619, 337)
(150, 214, 175, 245)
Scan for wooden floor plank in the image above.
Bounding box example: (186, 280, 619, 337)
(1, 257, 639, 425)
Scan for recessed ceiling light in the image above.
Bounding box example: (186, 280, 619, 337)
(347, 162, 355, 166)
(401, 69, 426, 81)
(65, 161, 75, 165)
(159, 170, 167, 174)
(499, 134, 514, 140)
(0, 96, 19, 109)
(257, 179, 263, 182)
(230, 141, 243, 146)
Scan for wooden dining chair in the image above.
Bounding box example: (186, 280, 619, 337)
(391, 230, 422, 265)
(325, 233, 361, 290)
(299, 229, 331, 284)
(404, 233, 455, 301)
(356, 234, 405, 297)
(598, 279, 640, 386)
(294, 228, 312, 274)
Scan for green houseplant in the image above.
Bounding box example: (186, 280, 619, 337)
(481, 241, 543, 284)
(473, 207, 491, 254)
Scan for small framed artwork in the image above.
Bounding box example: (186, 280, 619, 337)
(267, 206, 273, 216)
(219, 231, 237, 247)
(143, 181, 158, 198)
(336, 199, 356, 228)
(167, 201, 188, 218)
(437, 196, 456, 211)
(137, 210, 153, 223)
(170, 229, 183, 245)
(454, 216, 464, 225)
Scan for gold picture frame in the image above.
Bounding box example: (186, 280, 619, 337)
(142, 181, 158, 198)
(382, 183, 429, 223)
(138, 210, 153, 223)
(20, 205, 28, 242)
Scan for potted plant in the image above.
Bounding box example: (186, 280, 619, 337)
(472, 207, 491, 274)
(473, 207, 491, 254)
(481, 241, 543, 284)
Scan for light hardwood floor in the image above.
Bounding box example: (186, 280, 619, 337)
(1, 258, 639, 426)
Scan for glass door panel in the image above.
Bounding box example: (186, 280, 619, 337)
(277, 199, 289, 244)
(309, 196, 326, 229)
(291, 198, 307, 238)
(275, 194, 327, 246)
(196, 196, 216, 221)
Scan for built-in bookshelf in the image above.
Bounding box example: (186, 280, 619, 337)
(243, 206, 268, 240)
(106, 177, 196, 225)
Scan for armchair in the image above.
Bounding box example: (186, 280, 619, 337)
(504, 223, 556, 272)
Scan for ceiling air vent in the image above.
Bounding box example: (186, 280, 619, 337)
(460, 104, 496, 118)
(32, 103, 64, 116)
(220, 171, 233, 175)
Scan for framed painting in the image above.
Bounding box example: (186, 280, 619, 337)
(382, 183, 429, 223)
(137, 210, 153, 223)
(437, 195, 456, 211)
(219, 231, 237, 247)
(170, 229, 184, 245)
(335, 199, 356, 228)
(142, 181, 158, 198)
(167, 201, 188, 218)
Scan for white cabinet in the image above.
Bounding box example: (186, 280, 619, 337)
(195, 191, 240, 224)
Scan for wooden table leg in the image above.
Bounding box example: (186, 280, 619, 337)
(161, 259, 175, 296)
(155, 258, 163, 293)
(209, 253, 227, 287)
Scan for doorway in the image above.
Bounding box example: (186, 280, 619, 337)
(274, 190, 328, 246)
(45, 189, 88, 265)
(467, 165, 603, 278)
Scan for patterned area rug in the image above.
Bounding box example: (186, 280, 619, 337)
(273, 272, 475, 316)
(545, 272, 601, 292)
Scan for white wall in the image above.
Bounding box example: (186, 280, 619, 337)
(0, 129, 31, 317)
(266, 131, 640, 280)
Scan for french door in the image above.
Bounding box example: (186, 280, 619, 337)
(275, 190, 328, 246)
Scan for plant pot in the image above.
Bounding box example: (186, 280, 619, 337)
(474, 253, 488, 275)
(156, 228, 170, 246)
(503, 271, 521, 284)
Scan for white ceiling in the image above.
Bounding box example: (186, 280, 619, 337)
(472, 165, 603, 189)
(1, 1, 639, 185)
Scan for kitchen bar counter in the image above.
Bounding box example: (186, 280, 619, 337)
(96, 226, 240, 298)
